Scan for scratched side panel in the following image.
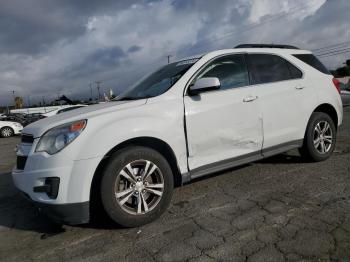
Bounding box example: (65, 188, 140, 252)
(184, 87, 263, 170)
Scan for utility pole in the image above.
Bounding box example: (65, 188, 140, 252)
(12, 90, 15, 108)
(89, 83, 93, 101)
(167, 55, 172, 64)
(95, 81, 101, 102)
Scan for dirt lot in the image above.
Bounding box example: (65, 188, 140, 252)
(0, 108, 350, 262)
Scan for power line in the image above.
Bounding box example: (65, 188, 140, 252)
(312, 40, 350, 52)
(317, 50, 350, 59)
(186, 1, 317, 51)
(316, 47, 350, 57)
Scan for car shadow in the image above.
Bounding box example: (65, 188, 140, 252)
(0, 172, 68, 236)
(257, 152, 306, 164)
(0, 171, 127, 235)
(0, 151, 306, 235)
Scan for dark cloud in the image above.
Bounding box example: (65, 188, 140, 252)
(0, 0, 349, 106)
(89, 47, 126, 67)
(0, 0, 141, 55)
(128, 45, 142, 53)
(55, 46, 127, 82)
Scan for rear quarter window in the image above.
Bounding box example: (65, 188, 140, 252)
(247, 54, 298, 85)
(293, 54, 331, 75)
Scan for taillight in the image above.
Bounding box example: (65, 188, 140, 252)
(332, 78, 341, 94)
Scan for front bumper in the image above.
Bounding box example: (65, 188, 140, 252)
(12, 125, 23, 134)
(12, 141, 103, 224)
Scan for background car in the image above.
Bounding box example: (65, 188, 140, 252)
(1, 113, 26, 126)
(1, 113, 42, 127)
(340, 82, 350, 106)
(0, 121, 23, 137)
(24, 113, 47, 125)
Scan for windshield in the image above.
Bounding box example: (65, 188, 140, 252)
(116, 58, 199, 100)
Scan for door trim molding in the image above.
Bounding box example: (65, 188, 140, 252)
(186, 139, 303, 181)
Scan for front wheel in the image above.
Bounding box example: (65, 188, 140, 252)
(299, 112, 336, 162)
(100, 146, 174, 227)
(0, 127, 14, 138)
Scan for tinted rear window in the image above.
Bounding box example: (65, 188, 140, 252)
(247, 54, 293, 85)
(293, 54, 331, 75)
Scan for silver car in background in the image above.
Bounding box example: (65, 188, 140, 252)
(338, 77, 350, 106)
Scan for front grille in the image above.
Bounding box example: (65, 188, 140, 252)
(21, 134, 34, 144)
(17, 156, 28, 170)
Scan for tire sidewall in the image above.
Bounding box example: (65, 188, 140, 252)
(305, 112, 336, 161)
(100, 146, 174, 227)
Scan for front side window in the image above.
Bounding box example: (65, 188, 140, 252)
(247, 54, 294, 85)
(195, 54, 249, 90)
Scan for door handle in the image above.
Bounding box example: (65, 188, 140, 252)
(295, 86, 306, 90)
(243, 95, 258, 102)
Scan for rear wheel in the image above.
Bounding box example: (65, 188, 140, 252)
(299, 112, 336, 162)
(0, 127, 14, 138)
(100, 146, 174, 227)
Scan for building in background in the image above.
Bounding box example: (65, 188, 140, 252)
(14, 97, 24, 109)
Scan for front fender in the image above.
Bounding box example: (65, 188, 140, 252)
(63, 98, 188, 174)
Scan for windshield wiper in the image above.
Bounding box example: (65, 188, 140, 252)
(117, 95, 154, 101)
(117, 96, 138, 101)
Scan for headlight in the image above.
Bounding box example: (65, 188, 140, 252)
(36, 120, 87, 155)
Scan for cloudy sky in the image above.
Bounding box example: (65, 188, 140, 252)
(0, 0, 349, 106)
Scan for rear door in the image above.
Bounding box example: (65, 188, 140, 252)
(184, 54, 263, 171)
(246, 53, 307, 152)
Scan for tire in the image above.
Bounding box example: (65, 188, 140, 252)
(299, 112, 336, 162)
(0, 127, 14, 138)
(100, 146, 174, 227)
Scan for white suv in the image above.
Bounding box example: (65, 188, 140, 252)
(12, 44, 343, 227)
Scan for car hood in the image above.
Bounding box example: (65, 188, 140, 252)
(23, 100, 147, 138)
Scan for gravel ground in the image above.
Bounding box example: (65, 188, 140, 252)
(0, 108, 349, 261)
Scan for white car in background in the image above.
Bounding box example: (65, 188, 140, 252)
(0, 121, 23, 137)
(12, 44, 343, 227)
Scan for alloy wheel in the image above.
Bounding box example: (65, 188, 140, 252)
(114, 160, 164, 215)
(1, 128, 13, 137)
(313, 120, 333, 154)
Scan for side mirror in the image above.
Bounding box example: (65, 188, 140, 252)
(188, 77, 220, 95)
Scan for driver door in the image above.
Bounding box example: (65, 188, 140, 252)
(184, 54, 263, 172)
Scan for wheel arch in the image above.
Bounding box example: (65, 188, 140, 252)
(89, 136, 183, 216)
(313, 103, 338, 128)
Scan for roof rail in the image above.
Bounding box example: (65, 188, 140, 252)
(235, 44, 299, 50)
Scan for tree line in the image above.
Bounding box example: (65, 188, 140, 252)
(331, 59, 350, 77)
